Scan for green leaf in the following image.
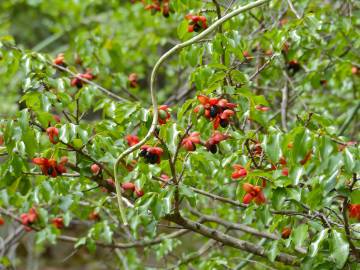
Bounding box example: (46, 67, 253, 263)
(330, 230, 349, 268)
(309, 228, 329, 257)
(292, 224, 308, 249)
(343, 148, 355, 173)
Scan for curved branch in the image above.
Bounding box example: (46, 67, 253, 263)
(113, 0, 270, 224)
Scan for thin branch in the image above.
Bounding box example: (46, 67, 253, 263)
(286, 0, 301, 19)
(190, 208, 280, 241)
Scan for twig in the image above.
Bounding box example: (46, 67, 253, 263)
(286, 0, 301, 19)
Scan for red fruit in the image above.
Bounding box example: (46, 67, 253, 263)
(0, 216, 4, 226)
(52, 217, 64, 229)
(0, 135, 3, 145)
(281, 227, 292, 239)
(255, 105, 270, 112)
(300, 151, 312, 165)
(243, 51, 252, 60)
(231, 164, 247, 180)
(282, 167, 289, 176)
(181, 132, 201, 151)
(242, 183, 266, 205)
(53, 53, 65, 66)
(121, 182, 136, 191)
(243, 183, 254, 193)
(21, 207, 38, 227)
(135, 187, 144, 198)
(125, 134, 140, 147)
(160, 174, 170, 187)
(288, 60, 301, 73)
(320, 79, 327, 86)
(128, 73, 138, 88)
(351, 66, 358, 75)
(91, 164, 101, 175)
(88, 211, 100, 221)
(106, 178, 115, 187)
(279, 156, 287, 166)
(243, 193, 254, 204)
(253, 190, 266, 205)
(46, 127, 59, 144)
(349, 204, 360, 221)
(158, 105, 171, 125)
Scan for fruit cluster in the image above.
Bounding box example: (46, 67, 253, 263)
(142, 0, 171, 18)
(194, 95, 236, 129)
(185, 15, 207, 32)
(32, 157, 67, 177)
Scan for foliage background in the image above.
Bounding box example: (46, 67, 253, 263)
(0, 0, 359, 269)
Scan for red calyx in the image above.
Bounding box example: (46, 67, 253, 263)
(181, 132, 201, 151)
(71, 71, 94, 89)
(128, 73, 138, 88)
(91, 163, 101, 175)
(160, 173, 170, 188)
(135, 187, 144, 198)
(122, 182, 136, 191)
(158, 105, 171, 125)
(52, 217, 64, 229)
(242, 183, 266, 205)
(205, 131, 229, 154)
(282, 167, 289, 176)
(0, 216, 4, 226)
(279, 156, 287, 166)
(53, 53, 65, 66)
(88, 211, 101, 221)
(125, 134, 140, 147)
(349, 204, 360, 221)
(287, 60, 301, 73)
(32, 157, 67, 177)
(46, 127, 59, 144)
(255, 105, 270, 112)
(300, 150, 312, 165)
(231, 164, 247, 180)
(106, 178, 115, 187)
(281, 227, 292, 239)
(20, 207, 38, 231)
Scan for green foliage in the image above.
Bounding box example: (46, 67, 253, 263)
(0, 0, 359, 269)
